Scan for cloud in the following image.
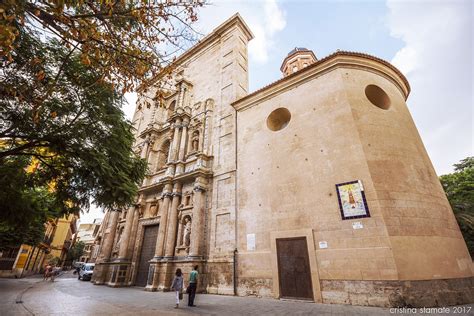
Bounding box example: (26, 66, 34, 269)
(387, 0, 473, 175)
(196, 0, 286, 63)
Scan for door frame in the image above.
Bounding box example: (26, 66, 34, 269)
(131, 217, 160, 285)
(270, 229, 322, 302)
(276, 237, 314, 300)
(134, 223, 159, 287)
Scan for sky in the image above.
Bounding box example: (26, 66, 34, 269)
(80, 0, 473, 223)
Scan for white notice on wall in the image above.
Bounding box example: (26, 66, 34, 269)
(247, 233, 256, 251)
(352, 222, 363, 229)
(319, 241, 328, 249)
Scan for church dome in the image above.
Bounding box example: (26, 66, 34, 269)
(287, 47, 311, 56)
(280, 47, 317, 77)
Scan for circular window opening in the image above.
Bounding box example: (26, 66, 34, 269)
(365, 84, 391, 110)
(267, 108, 291, 131)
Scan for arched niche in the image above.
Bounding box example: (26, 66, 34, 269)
(156, 139, 171, 171)
(167, 100, 176, 118)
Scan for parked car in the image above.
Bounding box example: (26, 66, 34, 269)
(73, 261, 85, 269)
(73, 261, 85, 274)
(78, 263, 95, 281)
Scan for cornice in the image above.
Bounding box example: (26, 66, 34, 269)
(138, 168, 212, 194)
(232, 51, 411, 112)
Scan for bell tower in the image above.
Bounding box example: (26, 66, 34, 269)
(280, 47, 317, 77)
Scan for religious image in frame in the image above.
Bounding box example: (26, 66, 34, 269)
(335, 180, 370, 220)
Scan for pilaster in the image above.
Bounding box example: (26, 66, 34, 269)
(188, 177, 208, 259)
(93, 210, 119, 285)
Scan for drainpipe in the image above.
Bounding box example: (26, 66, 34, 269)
(233, 107, 239, 296)
(233, 248, 238, 296)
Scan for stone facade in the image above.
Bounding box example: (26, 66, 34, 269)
(92, 14, 473, 307)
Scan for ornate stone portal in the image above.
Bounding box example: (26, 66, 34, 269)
(92, 14, 473, 307)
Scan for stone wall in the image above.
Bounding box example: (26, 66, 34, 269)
(321, 277, 474, 307)
(342, 66, 473, 280)
(232, 52, 473, 306)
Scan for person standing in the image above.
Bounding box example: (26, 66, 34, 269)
(43, 264, 52, 281)
(171, 268, 184, 309)
(187, 265, 198, 307)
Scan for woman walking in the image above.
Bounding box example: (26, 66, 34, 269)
(43, 264, 52, 281)
(171, 268, 184, 309)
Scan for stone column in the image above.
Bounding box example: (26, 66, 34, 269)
(117, 207, 136, 259)
(154, 184, 173, 258)
(176, 220, 184, 247)
(170, 118, 182, 162)
(126, 206, 140, 258)
(167, 119, 182, 176)
(177, 85, 185, 108)
(164, 182, 182, 258)
(93, 210, 119, 284)
(189, 178, 207, 258)
(176, 118, 189, 174)
(148, 184, 173, 290)
(140, 136, 150, 159)
(98, 211, 120, 261)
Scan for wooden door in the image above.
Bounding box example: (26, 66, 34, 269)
(276, 237, 314, 300)
(135, 224, 159, 287)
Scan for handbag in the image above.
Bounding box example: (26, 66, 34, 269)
(179, 292, 183, 300)
(185, 286, 190, 294)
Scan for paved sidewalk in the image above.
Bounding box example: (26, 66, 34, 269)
(1, 272, 472, 316)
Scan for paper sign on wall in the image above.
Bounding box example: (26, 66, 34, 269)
(352, 222, 363, 229)
(319, 241, 328, 249)
(247, 233, 256, 251)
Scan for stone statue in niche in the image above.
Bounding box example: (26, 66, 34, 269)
(183, 217, 192, 247)
(191, 131, 199, 152)
(150, 203, 158, 217)
(138, 205, 144, 218)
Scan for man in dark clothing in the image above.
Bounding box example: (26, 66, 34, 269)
(188, 265, 198, 307)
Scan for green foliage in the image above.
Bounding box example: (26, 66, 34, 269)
(440, 157, 474, 258)
(0, 29, 147, 224)
(47, 255, 61, 266)
(67, 241, 85, 262)
(0, 157, 61, 249)
(0, 0, 201, 252)
(1, 0, 202, 93)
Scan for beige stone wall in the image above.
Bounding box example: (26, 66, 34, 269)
(120, 15, 252, 293)
(235, 68, 391, 299)
(233, 54, 473, 302)
(341, 68, 473, 280)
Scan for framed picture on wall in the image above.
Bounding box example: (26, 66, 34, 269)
(335, 180, 370, 220)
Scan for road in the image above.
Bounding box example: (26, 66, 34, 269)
(0, 271, 472, 315)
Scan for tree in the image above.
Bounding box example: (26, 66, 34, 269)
(46, 255, 61, 266)
(1, 0, 203, 93)
(0, 156, 61, 249)
(440, 157, 474, 258)
(0, 1, 202, 244)
(1, 29, 147, 225)
(67, 240, 85, 262)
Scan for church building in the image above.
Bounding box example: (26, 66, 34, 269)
(92, 14, 473, 307)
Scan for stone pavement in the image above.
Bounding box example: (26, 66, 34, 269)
(1, 272, 472, 316)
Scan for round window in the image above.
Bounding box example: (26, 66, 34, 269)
(365, 84, 391, 110)
(267, 108, 291, 131)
